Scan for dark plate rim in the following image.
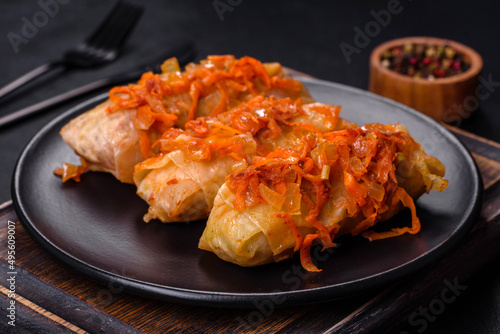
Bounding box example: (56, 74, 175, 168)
(12, 77, 483, 308)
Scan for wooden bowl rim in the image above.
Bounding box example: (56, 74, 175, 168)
(370, 36, 483, 85)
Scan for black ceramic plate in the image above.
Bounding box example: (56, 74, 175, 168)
(12, 78, 482, 308)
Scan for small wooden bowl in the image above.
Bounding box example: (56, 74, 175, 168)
(369, 37, 483, 122)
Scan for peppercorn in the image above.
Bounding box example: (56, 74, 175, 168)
(422, 57, 432, 66)
(436, 45, 445, 58)
(403, 43, 414, 54)
(434, 69, 446, 77)
(380, 42, 471, 79)
(442, 59, 451, 69)
(425, 46, 436, 58)
(445, 46, 456, 59)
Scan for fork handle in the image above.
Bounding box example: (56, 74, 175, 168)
(0, 61, 64, 100)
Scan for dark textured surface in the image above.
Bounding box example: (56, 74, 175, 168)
(1, 0, 500, 332)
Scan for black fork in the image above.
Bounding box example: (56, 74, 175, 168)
(0, 1, 143, 100)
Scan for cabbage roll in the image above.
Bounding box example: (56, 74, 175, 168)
(199, 123, 448, 271)
(134, 96, 356, 222)
(59, 55, 312, 183)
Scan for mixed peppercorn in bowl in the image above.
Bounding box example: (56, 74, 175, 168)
(369, 36, 482, 122)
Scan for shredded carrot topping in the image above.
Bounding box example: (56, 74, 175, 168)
(225, 123, 430, 271)
(301, 234, 321, 272)
(54, 159, 88, 182)
(105, 56, 306, 153)
(151, 96, 331, 162)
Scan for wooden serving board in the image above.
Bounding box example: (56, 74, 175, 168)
(0, 123, 499, 333)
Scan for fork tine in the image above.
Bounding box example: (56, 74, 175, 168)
(86, 3, 130, 49)
(85, 1, 144, 51)
(109, 6, 144, 49)
(98, 5, 144, 51)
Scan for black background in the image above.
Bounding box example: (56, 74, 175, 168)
(1, 1, 499, 332)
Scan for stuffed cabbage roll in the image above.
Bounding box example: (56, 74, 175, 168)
(59, 55, 313, 183)
(134, 96, 356, 223)
(199, 123, 448, 271)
